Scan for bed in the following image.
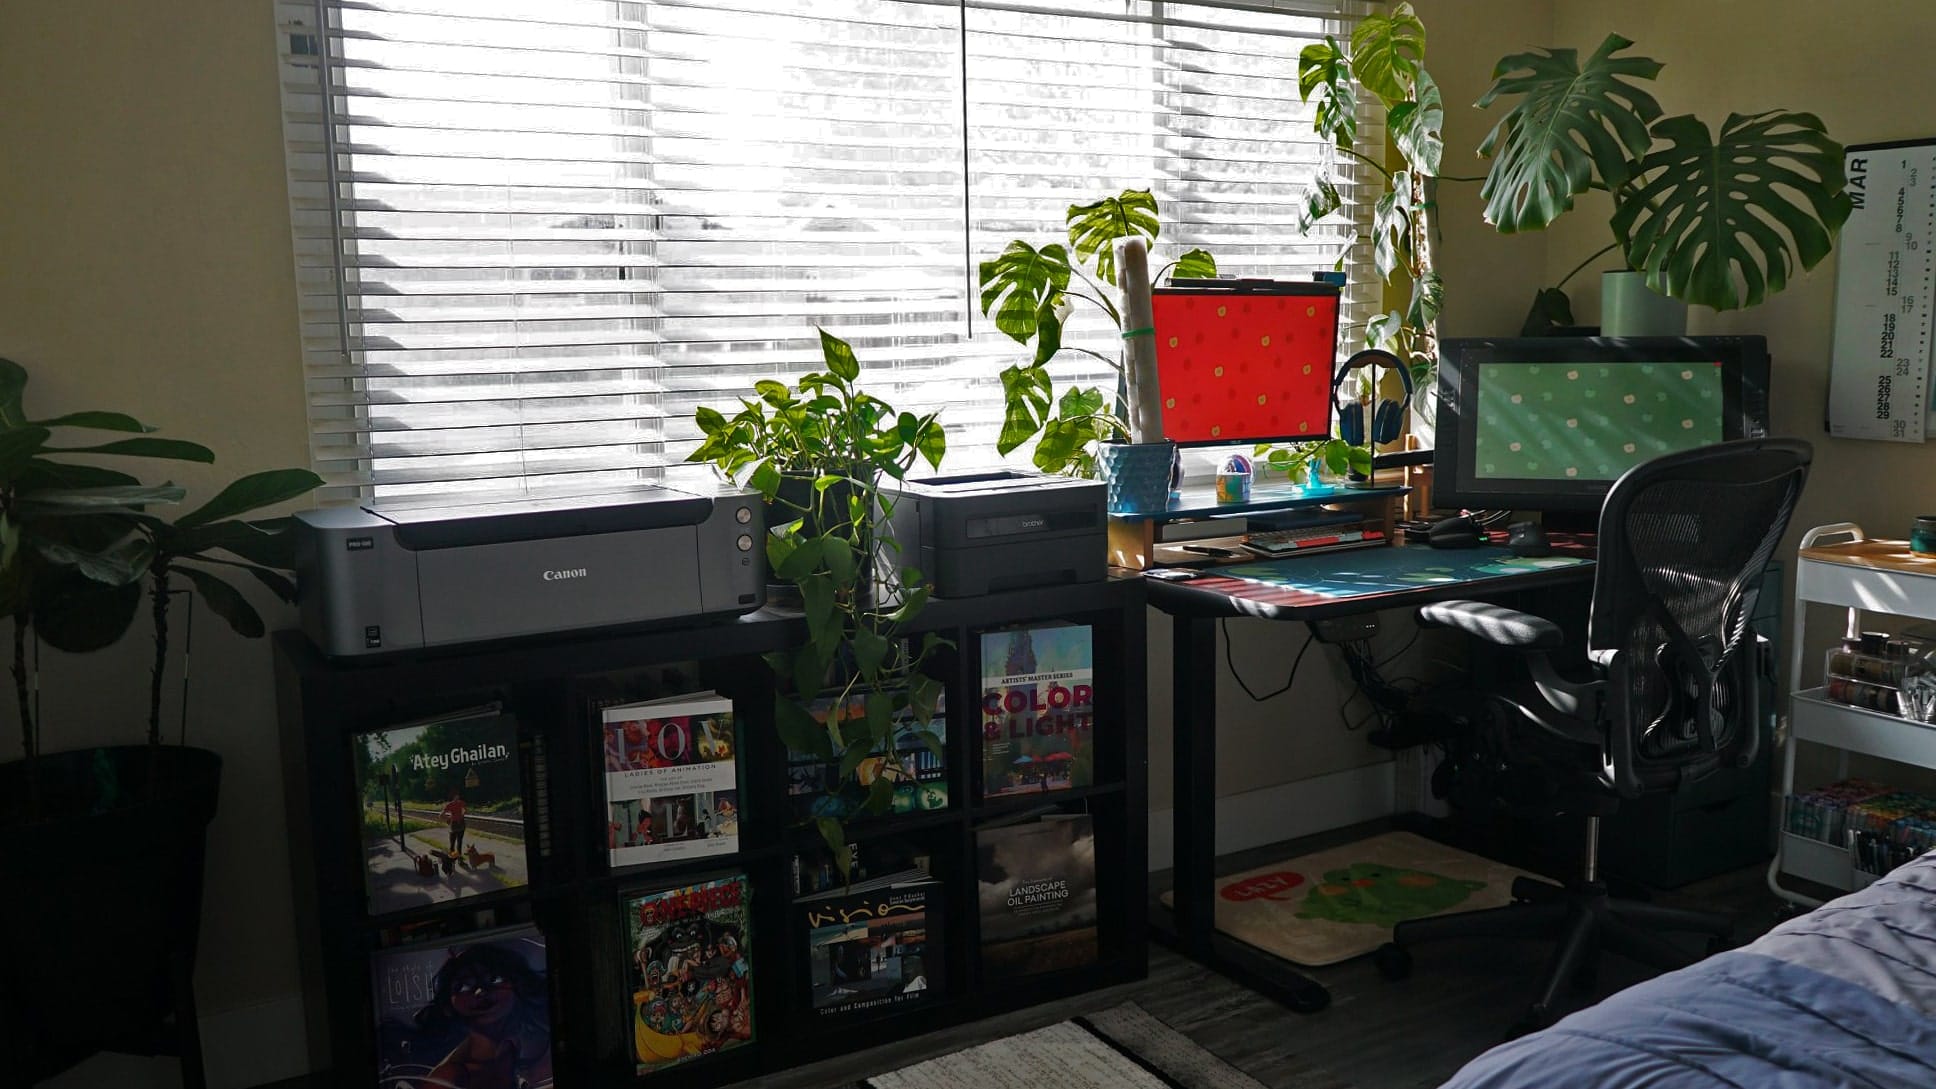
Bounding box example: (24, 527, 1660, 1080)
(1441, 852, 1936, 1088)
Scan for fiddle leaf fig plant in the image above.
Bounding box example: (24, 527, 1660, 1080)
(1477, 34, 1852, 326)
(977, 188, 1214, 476)
(689, 329, 949, 877)
(0, 356, 322, 815)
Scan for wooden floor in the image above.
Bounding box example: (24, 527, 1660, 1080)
(741, 821, 1803, 1089)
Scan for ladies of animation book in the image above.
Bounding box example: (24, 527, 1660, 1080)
(624, 875, 755, 1075)
(353, 704, 529, 916)
(602, 692, 740, 868)
(979, 623, 1096, 799)
(371, 926, 552, 1089)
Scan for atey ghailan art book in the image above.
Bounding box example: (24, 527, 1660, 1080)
(602, 692, 740, 869)
(371, 925, 552, 1089)
(354, 704, 528, 916)
(624, 875, 755, 1075)
(976, 814, 1099, 980)
(979, 623, 1096, 799)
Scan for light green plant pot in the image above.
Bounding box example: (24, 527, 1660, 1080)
(1600, 271, 1687, 337)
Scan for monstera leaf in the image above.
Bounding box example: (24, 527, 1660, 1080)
(1389, 69, 1444, 176)
(1612, 110, 1852, 311)
(1348, 1, 1425, 107)
(1067, 189, 1158, 286)
(1170, 248, 1218, 280)
(1298, 174, 1343, 232)
(1298, 36, 1357, 148)
(1476, 35, 1664, 233)
(977, 241, 1071, 344)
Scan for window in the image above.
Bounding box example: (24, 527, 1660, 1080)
(278, 0, 1379, 503)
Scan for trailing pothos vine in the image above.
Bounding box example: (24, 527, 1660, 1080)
(689, 329, 949, 876)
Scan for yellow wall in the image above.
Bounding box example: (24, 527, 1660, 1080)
(0, 0, 309, 1048)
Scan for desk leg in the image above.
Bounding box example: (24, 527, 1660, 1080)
(1153, 614, 1331, 1014)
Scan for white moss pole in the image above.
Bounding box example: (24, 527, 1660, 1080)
(1116, 236, 1163, 443)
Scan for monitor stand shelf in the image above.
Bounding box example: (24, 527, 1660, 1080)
(1107, 478, 1410, 570)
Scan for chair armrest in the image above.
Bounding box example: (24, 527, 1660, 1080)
(1416, 600, 1564, 651)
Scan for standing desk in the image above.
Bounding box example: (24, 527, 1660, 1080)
(1145, 536, 1598, 1012)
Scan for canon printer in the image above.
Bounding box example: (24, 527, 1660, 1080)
(882, 471, 1105, 597)
(294, 484, 764, 657)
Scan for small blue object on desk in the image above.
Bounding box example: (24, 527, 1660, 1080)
(1216, 453, 1253, 503)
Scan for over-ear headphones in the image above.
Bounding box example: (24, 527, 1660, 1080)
(1333, 348, 1414, 446)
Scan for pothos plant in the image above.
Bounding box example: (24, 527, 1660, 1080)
(1, 357, 322, 815)
(688, 329, 949, 875)
(1295, 2, 1445, 410)
(1475, 34, 1851, 332)
(976, 189, 1216, 476)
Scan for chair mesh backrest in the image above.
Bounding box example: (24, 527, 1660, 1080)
(1589, 439, 1811, 790)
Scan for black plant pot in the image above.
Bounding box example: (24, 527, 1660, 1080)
(768, 470, 876, 605)
(0, 745, 222, 1086)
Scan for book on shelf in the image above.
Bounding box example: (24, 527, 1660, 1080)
(976, 813, 1099, 980)
(799, 866, 944, 1018)
(371, 924, 553, 1089)
(601, 692, 740, 868)
(623, 874, 755, 1075)
(785, 689, 948, 820)
(979, 623, 1096, 799)
(352, 703, 529, 917)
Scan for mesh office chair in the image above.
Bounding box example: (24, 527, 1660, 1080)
(1376, 438, 1812, 1030)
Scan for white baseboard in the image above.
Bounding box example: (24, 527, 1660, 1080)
(1147, 761, 1397, 871)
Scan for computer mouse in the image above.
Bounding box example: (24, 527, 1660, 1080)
(1507, 520, 1551, 557)
(1426, 514, 1483, 549)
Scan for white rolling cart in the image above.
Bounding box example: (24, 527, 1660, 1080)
(1767, 523, 1936, 907)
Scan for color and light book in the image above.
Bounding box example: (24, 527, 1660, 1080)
(800, 867, 944, 1018)
(353, 704, 529, 916)
(602, 692, 739, 868)
(624, 875, 755, 1075)
(976, 814, 1099, 980)
(371, 925, 553, 1089)
(979, 623, 1096, 799)
(785, 690, 948, 820)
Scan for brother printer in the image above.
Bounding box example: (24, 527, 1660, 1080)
(294, 484, 764, 657)
(881, 471, 1106, 597)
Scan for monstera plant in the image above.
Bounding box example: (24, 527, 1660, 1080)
(977, 189, 1215, 476)
(1296, 1, 1444, 402)
(1475, 34, 1852, 331)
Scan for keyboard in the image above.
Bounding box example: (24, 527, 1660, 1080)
(1240, 525, 1386, 558)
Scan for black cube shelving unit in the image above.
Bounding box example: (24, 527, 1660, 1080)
(273, 576, 1148, 1087)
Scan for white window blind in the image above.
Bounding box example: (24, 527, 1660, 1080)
(277, 0, 1380, 503)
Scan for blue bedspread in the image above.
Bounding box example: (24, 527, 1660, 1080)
(1443, 855, 1936, 1089)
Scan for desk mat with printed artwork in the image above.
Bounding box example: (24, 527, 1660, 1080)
(1161, 831, 1538, 966)
(1217, 544, 1589, 599)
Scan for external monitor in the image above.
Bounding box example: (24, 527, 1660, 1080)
(1151, 279, 1340, 446)
(1432, 336, 1771, 514)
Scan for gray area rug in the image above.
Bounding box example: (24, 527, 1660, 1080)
(861, 1002, 1267, 1089)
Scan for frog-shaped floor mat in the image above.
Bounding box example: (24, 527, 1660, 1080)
(1159, 830, 1539, 967)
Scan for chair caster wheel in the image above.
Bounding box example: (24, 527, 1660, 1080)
(1374, 943, 1412, 981)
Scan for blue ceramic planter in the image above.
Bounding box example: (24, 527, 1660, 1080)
(1097, 440, 1177, 515)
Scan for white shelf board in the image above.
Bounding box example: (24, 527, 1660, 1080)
(1796, 555, 1936, 620)
(1778, 832, 1853, 891)
(1790, 688, 1936, 766)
